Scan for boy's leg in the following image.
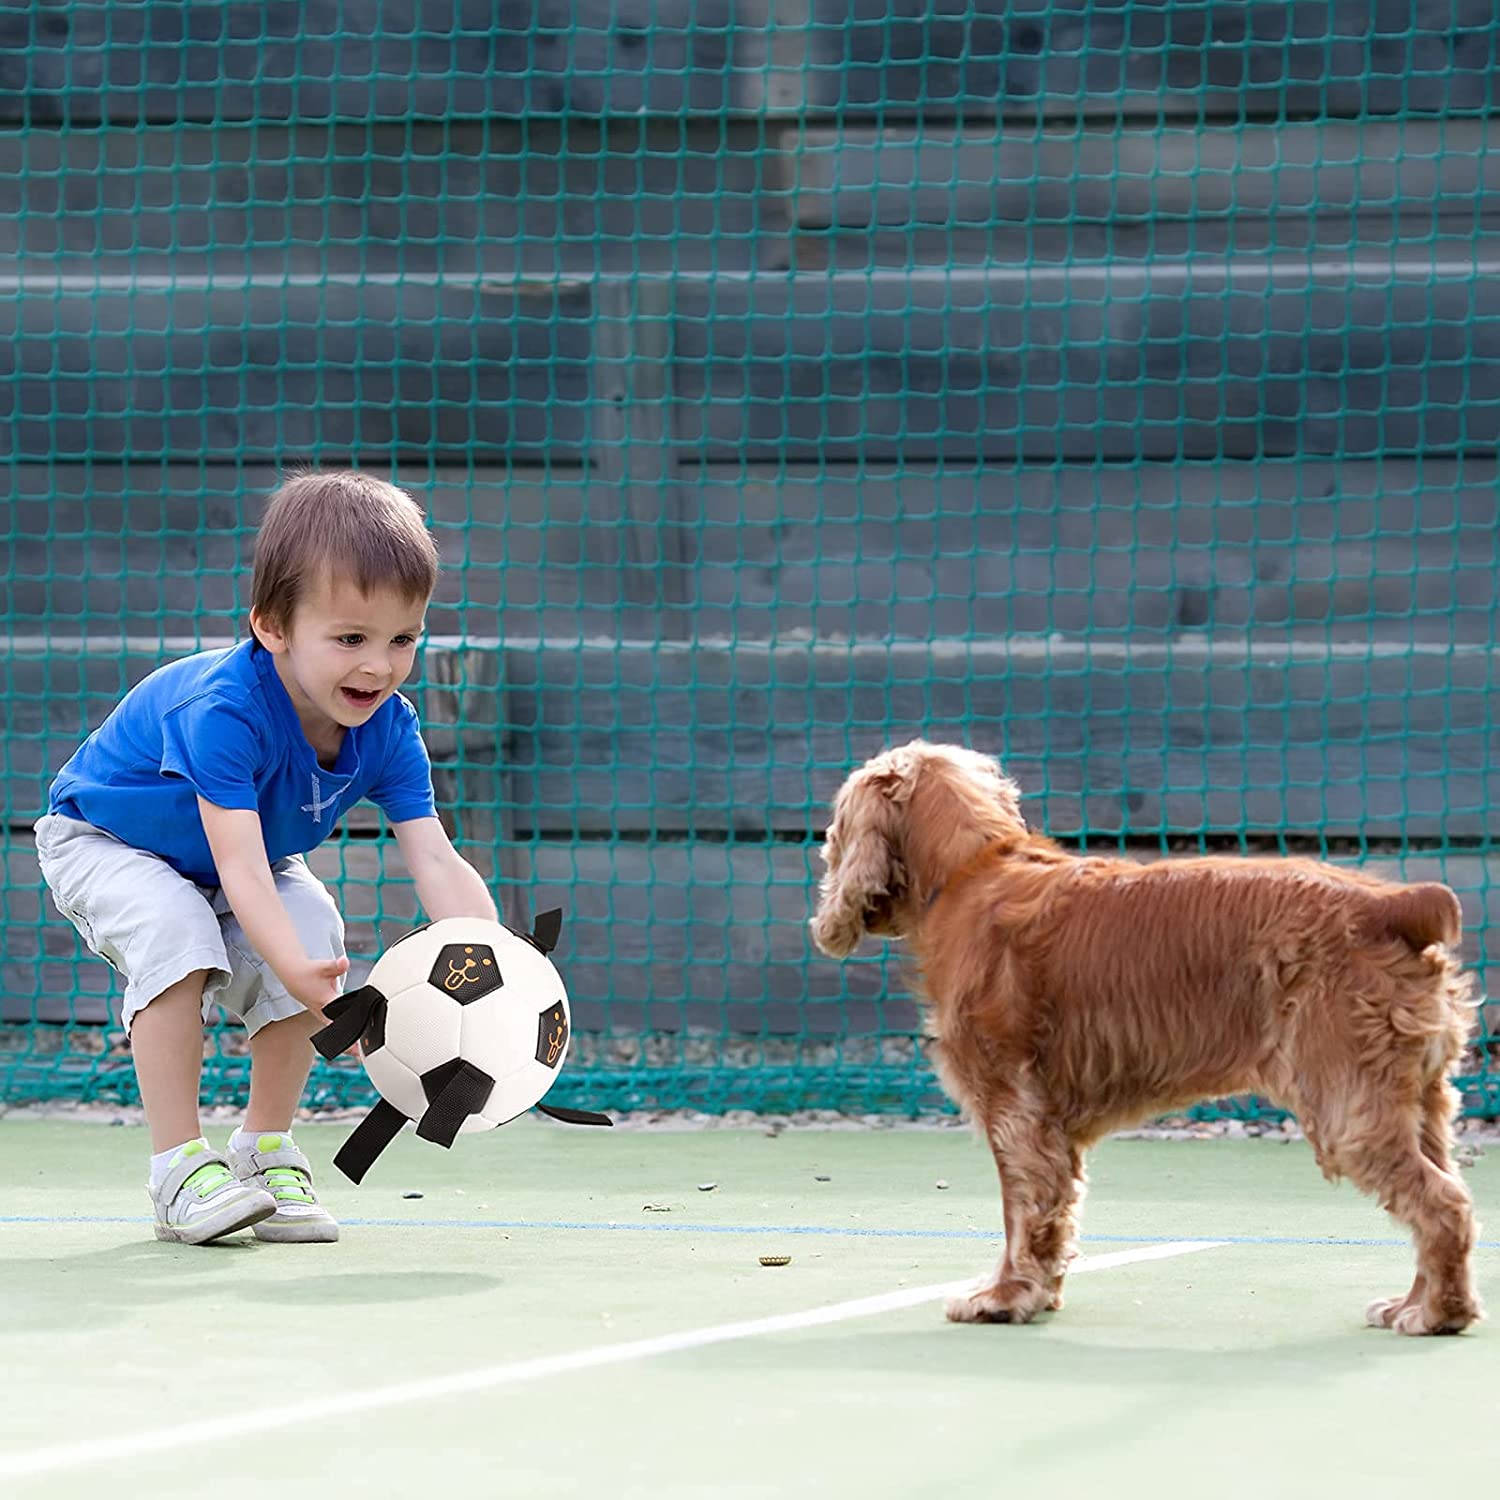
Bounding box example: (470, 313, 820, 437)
(33, 815, 276, 1245)
(132, 971, 278, 1245)
(243, 1007, 323, 1134)
(217, 856, 343, 1243)
(128, 970, 211, 1153)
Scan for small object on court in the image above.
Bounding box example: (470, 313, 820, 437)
(697, 1182, 718, 1192)
(935, 1179, 949, 1190)
(814, 1174, 831, 1182)
(402, 1191, 424, 1200)
(759, 1255, 792, 1267)
(643, 1202, 671, 1212)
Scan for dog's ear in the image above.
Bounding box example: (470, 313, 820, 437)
(870, 743, 924, 804)
(809, 770, 909, 958)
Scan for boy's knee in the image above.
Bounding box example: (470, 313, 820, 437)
(256, 1006, 324, 1040)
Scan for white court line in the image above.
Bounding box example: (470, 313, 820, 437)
(0, 1240, 1222, 1483)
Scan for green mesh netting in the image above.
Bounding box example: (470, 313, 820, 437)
(3, 3, 1498, 1117)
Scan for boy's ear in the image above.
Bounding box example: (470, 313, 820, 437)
(249, 608, 289, 654)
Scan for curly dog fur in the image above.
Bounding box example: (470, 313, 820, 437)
(810, 740, 1481, 1334)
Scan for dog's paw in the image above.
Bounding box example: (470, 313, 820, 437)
(1393, 1296, 1483, 1337)
(944, 1279, 1048, 1326)
(1365, 1294, 1407, 1330)
(1368, 1289, 1481, 1335)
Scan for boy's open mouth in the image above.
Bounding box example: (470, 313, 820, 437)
(341, 686, 380, 708)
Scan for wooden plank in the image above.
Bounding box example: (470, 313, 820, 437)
(805, 0, 1498, 120)
(0, 460, 611, 641)
(0, 121, 777, 279)
(0, 832, 418, 1025)
(8, 246, 1500, 464)
(790, 118, 1500, 230)
(0, 278, 594, 464)
(8, 832, 1500, 1046)
(504, 841, 862, 1038)
(2, 0, 752, 123)
(2, 832, 859, 1036)
(9, 617, 1500, 841)
(669, 245, 1500, 461)
(5, 2, 1491, 125)
(6, 457, 1498, 645)
(0, 636, 474, 825)
(500, 638, 1500, 841)
(678, 457, 1500, 644)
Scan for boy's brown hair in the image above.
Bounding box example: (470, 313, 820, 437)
(250, 470, 440, 634)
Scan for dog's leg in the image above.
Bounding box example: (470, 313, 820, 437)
(946, 1119, 1079, 1325)
(1046, 1146, 1089, 1312)
(1307, 1075, 1480, 1335)
(1354, 1075, 1481, 1335)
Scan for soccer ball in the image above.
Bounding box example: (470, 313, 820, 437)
(360, 914, 572, 1130)
(311, 910, 610, 1182)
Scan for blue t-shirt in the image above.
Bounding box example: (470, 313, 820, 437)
(49, 639, 437, 885)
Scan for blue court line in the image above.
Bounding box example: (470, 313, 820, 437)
(1, 1213, 1496, 1250)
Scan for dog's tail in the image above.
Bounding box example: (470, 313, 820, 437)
(1363, 882, 1463, 951)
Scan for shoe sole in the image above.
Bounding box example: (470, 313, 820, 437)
(252, 1216, 341, 1244)
(154, 1191, 277, 1246)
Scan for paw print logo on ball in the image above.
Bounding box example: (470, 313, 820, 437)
(428, 944, 503, 1004)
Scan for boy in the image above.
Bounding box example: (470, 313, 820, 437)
(34, 471, 498, 1245)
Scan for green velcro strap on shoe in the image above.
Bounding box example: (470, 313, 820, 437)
(159, 1147, 234, 1203)
(263, 1166, 316, 1205)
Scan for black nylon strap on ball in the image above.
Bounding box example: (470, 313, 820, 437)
(310, 985, 384, 1060)
(524, 907, 564, 955)
(331, 1099, 409, 1184)
(415, 1061, 497, 1147)
(535, 1103, 614, 1128)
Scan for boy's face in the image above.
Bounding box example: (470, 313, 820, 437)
(251, 574, 427, 746)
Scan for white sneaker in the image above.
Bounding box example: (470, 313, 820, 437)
(227, 1133, 340, 1244)
(151, 1141, 277, 1245)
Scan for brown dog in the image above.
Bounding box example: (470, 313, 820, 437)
(810, 740, 1481, 1334)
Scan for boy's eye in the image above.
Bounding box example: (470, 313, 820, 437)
(337, 634, 364, 647)
(393, 634, 418, 648)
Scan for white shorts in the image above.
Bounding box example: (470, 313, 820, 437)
(33, 812, 346, 1037)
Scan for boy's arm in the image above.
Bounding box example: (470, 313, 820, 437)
(392, 816, 499, 923)
(197, 797, 349, 1013)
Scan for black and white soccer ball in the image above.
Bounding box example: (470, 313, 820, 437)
(312, 910, 610, 1182)
(360, 914, 572, 1132)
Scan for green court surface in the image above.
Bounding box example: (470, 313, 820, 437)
(3, 1121, 1499, 1498)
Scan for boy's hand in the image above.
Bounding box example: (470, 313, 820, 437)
(283, 956, 351, 1015)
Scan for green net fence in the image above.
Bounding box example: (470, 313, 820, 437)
(3, 3, 1500, 1117)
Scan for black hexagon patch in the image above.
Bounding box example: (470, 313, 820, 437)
(536, 1003, 568, 1069)
(427, 943, 503, 1004)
